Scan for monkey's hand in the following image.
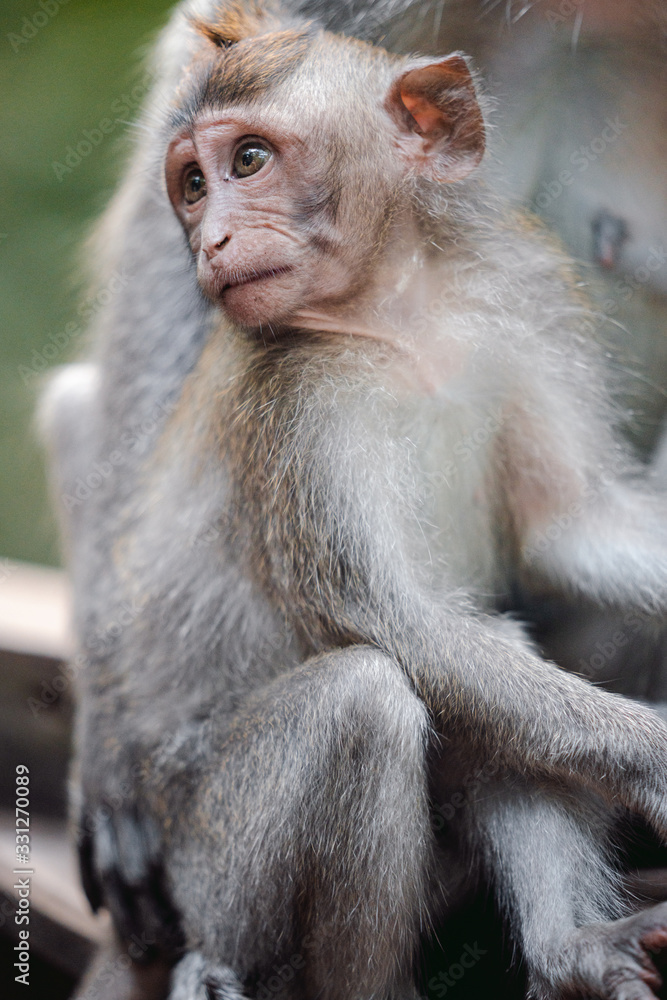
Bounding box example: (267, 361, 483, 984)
(77, 798, 183, 958)
(535, 903, 667, 1000)
(169, 954, 246, 1000)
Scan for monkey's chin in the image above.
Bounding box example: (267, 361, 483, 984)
(218, 270, 301, 330)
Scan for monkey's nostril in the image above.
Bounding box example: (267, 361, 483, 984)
(203, 236, 230, 261)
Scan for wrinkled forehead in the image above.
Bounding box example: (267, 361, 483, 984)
(168, 22, 395, 138)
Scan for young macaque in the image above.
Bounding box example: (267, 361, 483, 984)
(43, 2, 667, 999)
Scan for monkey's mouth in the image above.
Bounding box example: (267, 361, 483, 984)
(221, 266, 294, 293)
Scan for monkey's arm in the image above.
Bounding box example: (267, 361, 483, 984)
(500, 391, 667, 613)
(362, 596, 667, 834)
(521, 480, 667, 613)
(470, 778, 667, 1000)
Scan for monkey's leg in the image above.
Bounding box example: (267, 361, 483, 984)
(517, 425, 667, 709)
(501, 398, 667, 618)
(469, 779, 667, 1000)
(157, 646, 431, 1000)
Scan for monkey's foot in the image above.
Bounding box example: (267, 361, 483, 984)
(169, 954, 245, 1000)
(534, 902, 667, 1000)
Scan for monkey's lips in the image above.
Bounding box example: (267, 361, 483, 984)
(209, 263, 302, 327)
(220, 265, 294, 295)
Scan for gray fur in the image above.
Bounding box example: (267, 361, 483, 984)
(46, 3, 667, 1000)
(170, 953, 246, 1000)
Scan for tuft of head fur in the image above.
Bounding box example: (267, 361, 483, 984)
(191, 0, 309, 47)
(179, 2, 320, 117)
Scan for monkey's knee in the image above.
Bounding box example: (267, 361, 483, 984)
(314, 646, 431, 792)
(321, 646, 429, 743)
(303, 649, 433, 954)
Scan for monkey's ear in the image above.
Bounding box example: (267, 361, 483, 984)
(386, 55, 485, 183)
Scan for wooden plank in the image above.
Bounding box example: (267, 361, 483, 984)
(0, 559, 73, 661)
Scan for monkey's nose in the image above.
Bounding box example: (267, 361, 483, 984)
(202, 235, 230, 262)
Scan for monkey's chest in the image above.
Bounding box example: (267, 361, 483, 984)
(409, 396, 506, 597)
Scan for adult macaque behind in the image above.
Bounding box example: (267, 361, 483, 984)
(43, 2, 667, 998)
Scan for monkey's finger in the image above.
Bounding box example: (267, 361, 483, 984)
(638, 925, 667, 955)
(138, 858, 184, 955)
(77, 819, 103, 913)
(94, 808, 146, 944)
(609, 909, 667, 992)
(113, 807, 157, 889)
(95, 807, 180, 953)
(113, 807, 183, 952)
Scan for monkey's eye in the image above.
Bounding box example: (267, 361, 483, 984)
(183, 166, 207, 204)
(233, 142, 272, 178)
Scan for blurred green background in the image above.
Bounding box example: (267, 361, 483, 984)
(0, 0, 174, 567)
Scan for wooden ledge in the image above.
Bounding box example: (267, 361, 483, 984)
(0, 559, 73, 661)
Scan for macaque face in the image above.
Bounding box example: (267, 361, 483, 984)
(165, 105, 390, 329)
(165, 41, 485, 331)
